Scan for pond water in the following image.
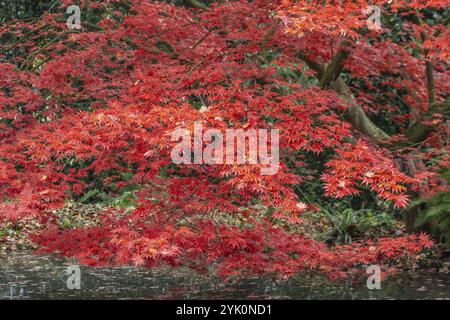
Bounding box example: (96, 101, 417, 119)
(0, 252, 448, 300)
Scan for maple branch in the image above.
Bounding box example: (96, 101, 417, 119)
(191, 27, 218, 50)
(0, 25, 50, 54)
(115, 0, 132, 12)
(183, 0, 208, 10)
(425, 61, 435, 105)
(404, 100, 450, 144)
(314, 17, 446, 145)
(0, 1, 60, 52)
(81, 21, 104, 32)
(409, 12, 436, 105)
(296, 52, 325, 78)
(330, 77, 391, 143)
(298, 49, 390, 143)
(396, 11, 450, 145)
(319, 47, 349, 89)
(19, 32, 69, 70)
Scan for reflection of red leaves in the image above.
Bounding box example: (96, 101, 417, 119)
(32, 217, 434, 280)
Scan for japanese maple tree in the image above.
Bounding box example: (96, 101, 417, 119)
(0, 0, 447, 279)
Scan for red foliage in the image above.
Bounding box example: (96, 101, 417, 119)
(0, 0, 447, 279)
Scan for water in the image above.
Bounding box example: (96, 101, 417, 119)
(0, 252, 448, 300)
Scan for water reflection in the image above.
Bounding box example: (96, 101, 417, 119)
(0, 252, 448, 300)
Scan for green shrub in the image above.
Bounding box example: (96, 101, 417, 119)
(302, 207, 398, 244)
(414, 191, 450, 249)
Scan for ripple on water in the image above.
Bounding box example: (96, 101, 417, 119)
(0, 252, 449, 300)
